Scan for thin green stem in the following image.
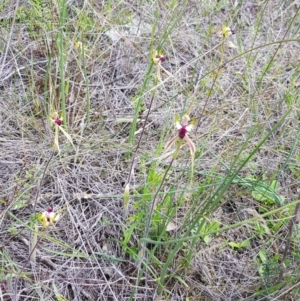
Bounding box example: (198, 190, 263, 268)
(58, 0, 67, 125)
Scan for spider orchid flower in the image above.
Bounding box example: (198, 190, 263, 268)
(165, 114, 196, 159)
(152, 49, 165, 64)
(52, 111, 63, 127)
(39, 208, 60, 229)
(221, 24, 235, 38)
(51, 111, 75, 152)
(152, 49, 166, 82)
(217, 25, 237, 49)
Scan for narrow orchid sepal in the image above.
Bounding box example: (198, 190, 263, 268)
(185, 135, 196, 157)
(165, 135, 179, 152)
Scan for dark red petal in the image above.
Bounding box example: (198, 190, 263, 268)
(178, 126, 187, 139)
(54, 118, 62, 126)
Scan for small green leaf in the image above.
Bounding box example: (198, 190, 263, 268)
(259, 249, 267, 263)
(228, 240, 249, 249)
(228, 242, 239, 248)
(203, 235, 210, 244)
(240, 239, 250, 248)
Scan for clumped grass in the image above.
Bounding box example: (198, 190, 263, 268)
(1, 0, 300, 300)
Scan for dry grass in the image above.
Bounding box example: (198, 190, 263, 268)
(1, 0, 300, 300)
